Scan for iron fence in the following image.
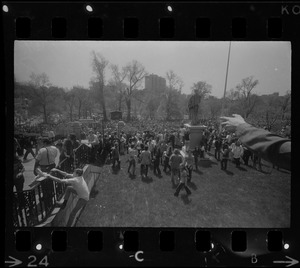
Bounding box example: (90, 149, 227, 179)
(12, 172, 66, 227)
(12, 143, 94, 227)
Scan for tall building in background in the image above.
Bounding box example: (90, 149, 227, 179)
(145, 74, 166, 92)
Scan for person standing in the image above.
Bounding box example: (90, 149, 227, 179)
(253, 152, 262, 172)
(13, 154, 25, 192)
(140, 146, 151, 178)
(231, 140, 244, 168)
(14, 137, 21, 157)
(35, 136, 44, 155)
(163, 146, 172, 173)
(220, 144, 230, 170)
(169, 132, 175, 150)
(48, 129, 55, 143)
(193, 146, 200, 170)
(153, 146, 162, 177)
(169, 149, 183, 188)
(128, 144, 137, 176)
(242, 145, 252, 166)
(136, 138, 143, 158)
(87, 129, 99, 163)
(34, 138, 58, 175)
(214, 137, 222, 161)
(160, 141, 167, 165)
(23, 135, 35, 161)
(120, 135, 126, 155)
(111, 143, 121, 169)
(69, 133, 80, 150)
(174, 163, 192, 197)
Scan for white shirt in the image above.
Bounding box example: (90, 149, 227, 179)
(36, 146, 58, 165)
(128, 148, 137, 159)
(62, 176, 90, 201)
(48, 131, 55, 138)
(87, 134, 99, 145)
(232, 144, 244, 158)
(136, 140, 142, 149)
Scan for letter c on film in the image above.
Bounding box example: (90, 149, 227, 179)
(135, 251, 144, 262)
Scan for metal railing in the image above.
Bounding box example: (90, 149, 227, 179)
(13, 172, 66, 227)
(13, 143, 94, 227)
(74, 143, 92, 168)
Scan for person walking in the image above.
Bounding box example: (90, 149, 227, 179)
(140, 146, 151, 178)
(169, 149, 183, 188)
(174, 163, 192, 197)
(184, 150, 194, 182)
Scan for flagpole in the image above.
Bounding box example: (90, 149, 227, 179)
(219, 41, 232, 134)
(221, 41, 232, 116)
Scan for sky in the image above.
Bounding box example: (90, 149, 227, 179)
(14, 41, 291, 98)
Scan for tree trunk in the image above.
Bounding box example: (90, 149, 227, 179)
(118, 95, 122, 111)
(78, 102, 81, 119)
(43, 104, 47, 124)
(99, 84, 107, 121)
(126, 98, 131, 121)
(69, 105, 73, 121)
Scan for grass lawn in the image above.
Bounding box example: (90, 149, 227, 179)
(77, 152, 290, 228)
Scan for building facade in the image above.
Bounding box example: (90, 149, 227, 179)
(145, 74, 166, 92)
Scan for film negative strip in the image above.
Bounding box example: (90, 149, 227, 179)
(3, 1, 299, 267)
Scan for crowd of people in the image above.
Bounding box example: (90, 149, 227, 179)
(13, 115, 291, 196)
(12, 113, 291, 228)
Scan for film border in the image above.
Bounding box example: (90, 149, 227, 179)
(3, 1, 300, 267)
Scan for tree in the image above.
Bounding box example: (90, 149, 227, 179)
(64, 89, 76, 121)
(206, 96, 222, 119)
(235, 76, 259, 118)
(165, 89, 182, 120)
(145, 98, 157, 119)
(191, 81, 212, 99)
(72, 86, 89, 119)
(158, 71, 184, 121)
(28, 72, 53, 124)
(279, 91, 291, 120)
(122, 60, 147, 121)
(110, 64, 127, 111)
(91, 51, 109, 121)
(166, 70, 184, 92)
